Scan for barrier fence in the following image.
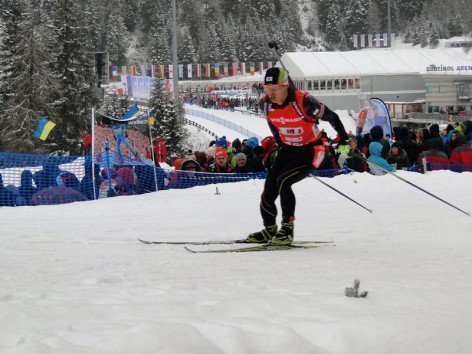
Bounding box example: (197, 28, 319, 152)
(185, 107, 262, 141)
(1, 147, 469, 208)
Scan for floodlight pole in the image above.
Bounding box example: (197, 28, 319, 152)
(171, 0, 179, 105)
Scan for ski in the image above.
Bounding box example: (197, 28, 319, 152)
(184, 243, 323, 254)
(138, 238, 333, 246)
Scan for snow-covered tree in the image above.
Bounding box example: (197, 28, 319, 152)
(148, 84, 187, 156)
(101, 93, 131, 119)
(50, 0, 97, 153)
(0, 4, 60, 152)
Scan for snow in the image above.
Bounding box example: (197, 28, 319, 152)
(1, 170, 472, 353)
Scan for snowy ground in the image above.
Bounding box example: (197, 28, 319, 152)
(1, 169, 472, 353)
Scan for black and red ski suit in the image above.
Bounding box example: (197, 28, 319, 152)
(259, 87, 348, 226)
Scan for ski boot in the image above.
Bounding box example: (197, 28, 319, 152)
(247, 225, 277, 243)
(270, 219, 294, 246)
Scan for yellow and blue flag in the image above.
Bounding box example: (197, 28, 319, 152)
(34, 117, 56, 141)
(121, 104, 142, 121)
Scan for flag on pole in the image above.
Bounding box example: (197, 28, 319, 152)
(223, 63, 228, 77)
(249, 62, 255, 75)
(112, 66, 118, 76)
(178, 64, 184, 79)
(151, 65, 156, 78)
(240, 62, 246, 76)
(383, 33, 388, 47)
(187, 64, 192, 79)
(159, 64, 165, 78)
(360, 34, 366, 48)
(121, 104, 142, 121)
(34, 117, 56, 141)
(205, 63, 210, 77)
(259, 62, 264, 75)
(196, 63, 201, 78)
(375, 33, 381, 47)
(214, 63, 220, 78)
(130, 65, 136, 76)
(168, 64, 173, 79)
(231, 62, 238, 76)
(353, 34, 358, 48)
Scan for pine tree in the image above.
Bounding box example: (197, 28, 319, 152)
(148, 84, 187, 156)
(101, 92, 131, 119)
(178, 25, 197, 64)
(345, 0, 369, 47)
(0, 4, 60, 152)
(102, 1, 128, 66)
(50, 0, 97, 154)
(324, 3, 345, 51)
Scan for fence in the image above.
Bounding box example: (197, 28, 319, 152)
(185, 107, 262, 141)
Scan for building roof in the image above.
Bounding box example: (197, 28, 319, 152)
(281, 48, 472, 78)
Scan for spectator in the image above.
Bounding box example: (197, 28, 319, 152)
(369, 125, 390, 158)
(33, 160, 62, 190)
(387, 142, 411, 170)
(114, 166, 137, 195)
(208, 147, 233, 173)
(396, 126, 419, 164)
(134, 164, 159, 194)
(81, 128, 92, 156)
(337, 137, 366, 173)
(0, 173, 16, 206)
(56, 171, 81, 192)
(19, 170, 38, 206)
(80, 163, 103, 200)
(153, 136, 167, 163)
(367, 142, 394, 175)
(233, 153, 253, 173)
(449, 133, 472, 172)
(31, 186, 87, 205)
(418, 139, 450, 171)
(181, 160, 202, 172)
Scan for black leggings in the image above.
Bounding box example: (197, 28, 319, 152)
(260, 145, 314, 226)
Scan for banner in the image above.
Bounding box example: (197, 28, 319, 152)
(231, 62, 238, 76)
(383, 33, 388, 47)
(187, 64, 192, 79)
(240, 62, 246, 76)
(368, 34, 373, 48)
(121, 66, 127, 75)
(223, 63, 228, 77)
(178, 64, 184, 79)
(249, 62, 255, 75)
(168, 64, 173, 79)
(353, 34, 358, 48)
(159, 64, 165, 78)
(360, 35, 366, 48)
(196, 63, 201, 78)
(140, 65, 147, 76)
(214, 63, 220, 78)
(259, 62, 264, 75)
(111, 66, 118, 77)
(205, 63, 210, 77)
(356, 96, 393, 137)
(130, 65, 136, 76)
(375, 33, 381, 47)
(151, 65, 156, 78)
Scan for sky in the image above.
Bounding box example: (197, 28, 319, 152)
(1, 154, 472, 353)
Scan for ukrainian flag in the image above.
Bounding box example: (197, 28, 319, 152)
(34, 117, 56, 141)
(121, 104, 142, 121)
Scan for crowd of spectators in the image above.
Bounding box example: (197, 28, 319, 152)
(2, 119, 471, 207)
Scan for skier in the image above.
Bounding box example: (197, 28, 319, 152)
(247, 67, 349, 245)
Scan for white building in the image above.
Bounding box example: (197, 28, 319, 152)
(281, 47, 472, 115)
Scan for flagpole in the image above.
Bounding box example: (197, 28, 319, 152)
(91, 107, 97, 200)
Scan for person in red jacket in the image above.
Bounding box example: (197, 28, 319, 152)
(449, 133, 472, 172)
(81, 128, 92, 156)
(247, 67, 348, 245)
(153, 137, 167, 164)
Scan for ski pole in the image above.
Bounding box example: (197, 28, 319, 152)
(354, 152, 471, 217)
(310, 174, 373, 213)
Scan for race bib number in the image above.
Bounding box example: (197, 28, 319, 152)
(280, 127, 303, 135)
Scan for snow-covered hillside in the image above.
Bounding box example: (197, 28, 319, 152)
(1, 169, 471, 353)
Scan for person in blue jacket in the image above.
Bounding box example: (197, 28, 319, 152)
(367, 141, 394, 175)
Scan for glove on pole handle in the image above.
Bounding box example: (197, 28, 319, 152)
(310, 174, 373, 214)
(354, 152, 471, 217)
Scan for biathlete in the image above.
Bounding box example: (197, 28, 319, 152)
(247, 67, 349, 245)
